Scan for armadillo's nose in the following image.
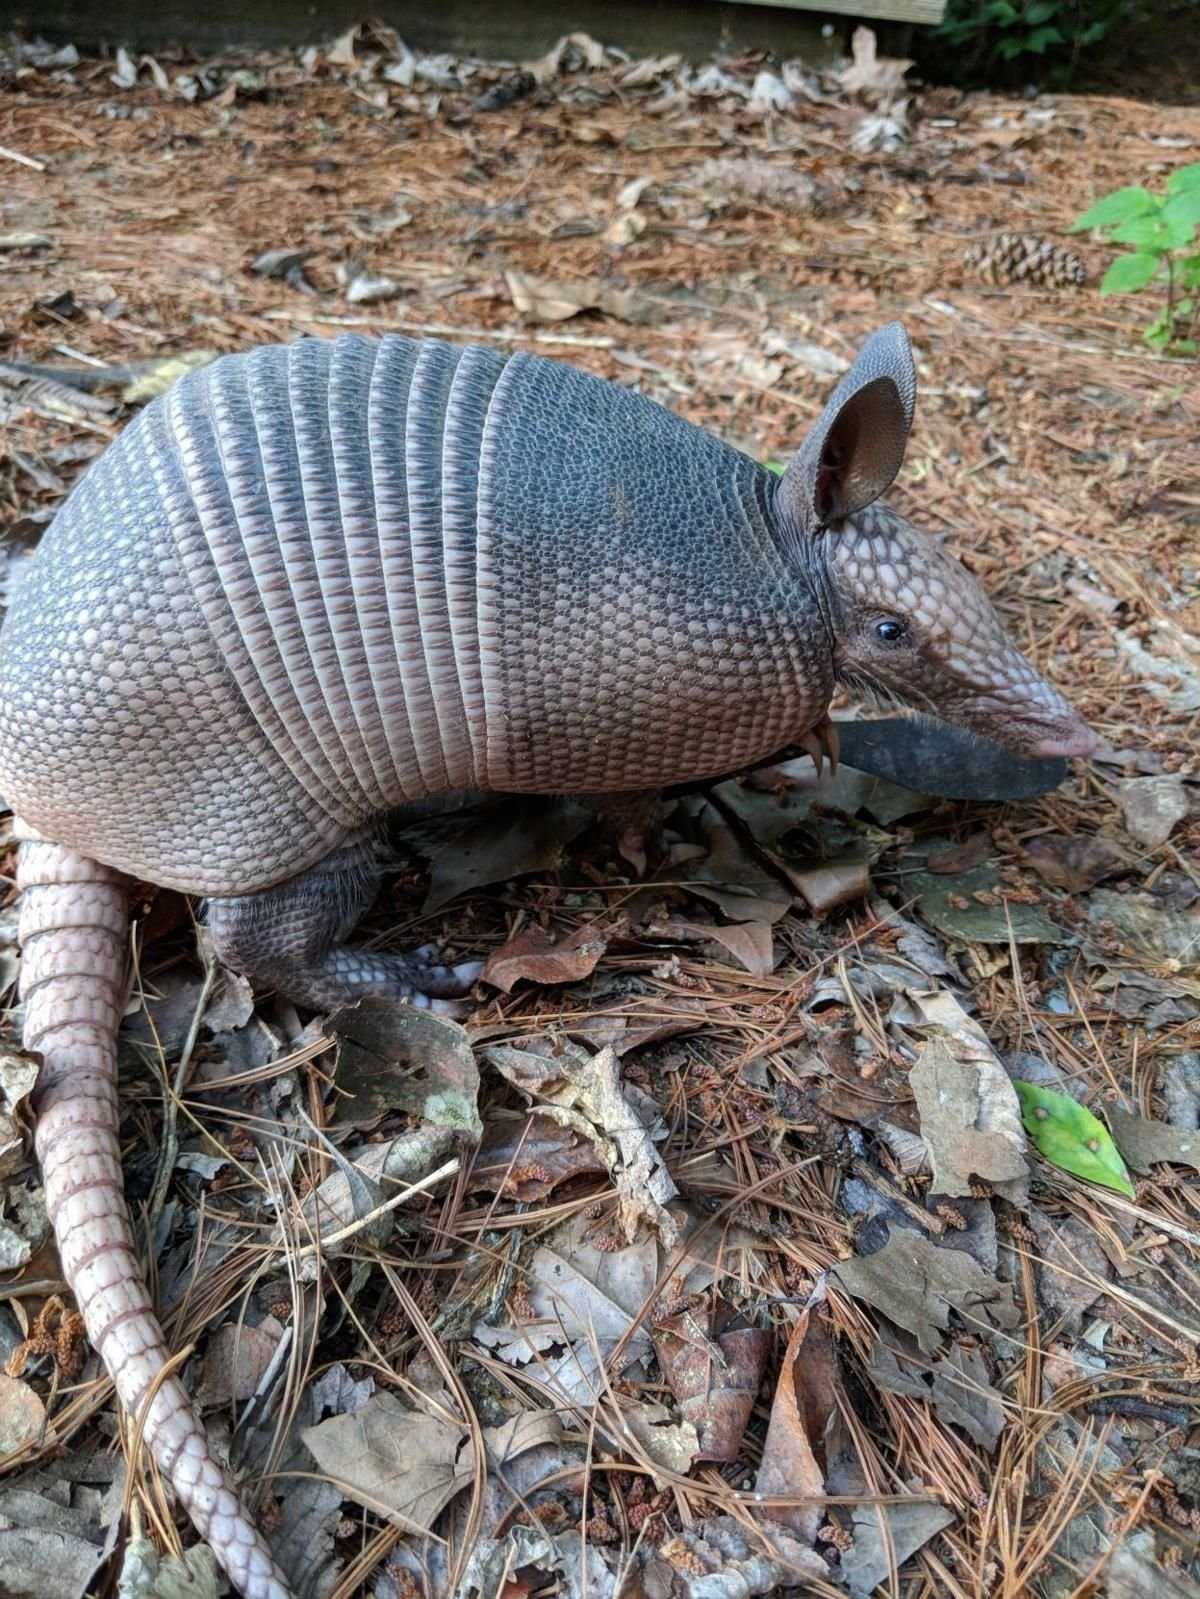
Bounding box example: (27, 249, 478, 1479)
(1028, 721, 1100, 759)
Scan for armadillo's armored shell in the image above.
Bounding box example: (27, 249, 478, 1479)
(0, 334, 828, 896)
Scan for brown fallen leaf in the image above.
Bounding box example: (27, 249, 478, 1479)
(303, 1392, 560, 1536)
(870, 1327, 1006, 1452)
(836, 25, 913, 100)
(755, 1309, 844, 1543)
(482, 922, 609, 994)
(1023, 833, 1126, 892)
(484, 1039, 678, 1244)
(472, 1111, 607, 1200)
(925, 833, 993, 875)
(1107, 1106, 1200, 1175)
(652, 1298, 769, 1462)
(505, 270, 646, 324)
(789, 854, 872, 915)
(906, 990, 1028, 1205)
(832, 1229, 1020, 1355)
(653, 916, 774, 977)
(196, 1318, 284, 1409)
(326, 999, 481, 1136)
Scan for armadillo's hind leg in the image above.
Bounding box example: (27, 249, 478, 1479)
(204, 832, 481, 1016)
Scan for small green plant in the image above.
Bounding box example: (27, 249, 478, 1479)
(931, 0, 1128, 79)
(1071, 164, 1200, 356)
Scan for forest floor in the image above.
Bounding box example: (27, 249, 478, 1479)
(0, 24, 1199, 1599)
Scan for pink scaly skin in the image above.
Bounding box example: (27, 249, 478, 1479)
(17, 826, 293, 1599)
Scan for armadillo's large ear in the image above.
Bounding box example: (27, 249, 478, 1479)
(777, 322, 916, 535)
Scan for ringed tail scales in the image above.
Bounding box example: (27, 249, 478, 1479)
(15, 822, 292, 1599)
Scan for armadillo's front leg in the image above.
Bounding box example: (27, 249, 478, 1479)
(204, 832, 482, 1015)
(16, 831, 292, 1599)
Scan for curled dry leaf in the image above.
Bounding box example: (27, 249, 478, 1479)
(832, 1228, 1020, 1355)
(505, 270, 645, 325)
(481, 921, 609, 994)
(652, 1299, 769, 1462)
(836, 25, 913, 101)
(0, 1045, 39, 1179)
(484, 1039, 678, 1245)
(290, 1123, 457, 1259)
(755, 1309, 843, 1543)
(326, 998, 481, 1137)
(472, 1111, 606, 1200)
(906, 990, 1029, 1205)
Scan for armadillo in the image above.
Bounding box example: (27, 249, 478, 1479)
(0, 322, 1095, 1596)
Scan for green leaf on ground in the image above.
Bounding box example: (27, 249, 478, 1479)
(1013, 1081, 1135, 1197)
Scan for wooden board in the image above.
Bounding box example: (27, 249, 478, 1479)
(722, 0, 946, 24)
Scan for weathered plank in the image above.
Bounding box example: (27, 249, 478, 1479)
(722, 0, 946, 24)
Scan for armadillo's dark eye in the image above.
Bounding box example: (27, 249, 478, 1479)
(875, 619, 907, 643)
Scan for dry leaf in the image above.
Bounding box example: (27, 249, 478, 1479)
(621, 1401, 700, 1473)
(841, 1501, 955, 1598)
(505, 270, 644, 324)
(642, 1516, 830, 1594)
(755, 1310, 842, 1542)
(326, 999, 481, 1136)
(652, 1304, 769, 1462)
(473, 1112, 607, 1200)
(836, 25, 913, 100)
(906, 990, 1028, 1205)
(1117, 775, 1189, 848)
(0, 1374, 45, 1453)
(196, 1319, 283, 1409)
(482, 923, 609, 994)
(484, 1039, 677, 1244)
(303, 1392, 560, 1536)
(832, 1229, 1020, 1354)
(1107, 1106, 1200, 1175)
(1023, 833, 1126, 892)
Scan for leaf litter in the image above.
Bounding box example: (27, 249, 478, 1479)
(1, 15, 1199, 1597)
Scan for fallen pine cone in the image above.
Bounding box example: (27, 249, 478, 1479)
(965, 232, 1087, 288)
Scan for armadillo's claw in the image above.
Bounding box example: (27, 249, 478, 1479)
(800, 716, 840, 780)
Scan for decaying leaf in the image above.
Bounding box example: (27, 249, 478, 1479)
(473, 1211, 657, 1405)
(473, 1111, 607, 1199)
(1086, 890, 1200, 975)
(117, 1536, 219, 1599)
(1, 1045, 42, 1178)
(0, 1374, 45, 1454)
(461, 1525, 617, 1599)
(326, 999, 481, 1137)
(481, 922, 609, 993)
(1026, 1211, 1110, 1333)
(621, 1400, 700, 1473)
(906, 990, 1028, 1204)
(870, 1328, 1005, 1452)
(0, 1481, 107, 1599)
(652, 1302, 769, 1462)
(1013, 1080, 1135, 1198)
(506, 270, 645, 324)
(303, 1391, 560, 1536)
(755, 1310, 844, 1542)
(195, 1318, 284, 1409)
(906, 850, 1064, 947)
(643, 1515, 830, 1594)
(841, 1501, 955, 1598)
(484, 1038, 677, 1244)
(1023, 833, 1127, 892)
(1106, 1106, 1200, 1175)
(832, 1229, 1020, 1355)
(1117, 774, 1189, 849)
(291, 1124, 458, 1257)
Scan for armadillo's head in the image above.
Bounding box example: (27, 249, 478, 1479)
(773, 323, 1097, 761)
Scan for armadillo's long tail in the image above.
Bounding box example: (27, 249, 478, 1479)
(16, 826, 293, 1599)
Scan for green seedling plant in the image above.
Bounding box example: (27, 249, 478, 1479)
(1071, 163, 1200, 356)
